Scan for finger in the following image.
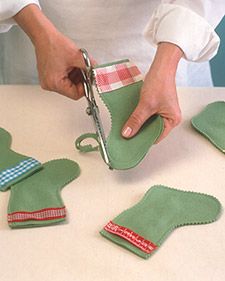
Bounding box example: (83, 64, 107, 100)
(56, 77, 83, 100)
(69, 56, 97, 86)
(75, 82, 85, 99)
(75, 50, 97, 69)
(121, 100, 155, 138)
(68, 67, 84, 85)
(73, 50, 87, 70)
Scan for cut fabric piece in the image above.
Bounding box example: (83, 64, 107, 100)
(93, 61, 143, 93)
(76, 60, 163, 170)
(191, 101, 225, 152)
(7, 159, 80, 228)
(0, 128, 42, 191)
(100, 185, 221, 259)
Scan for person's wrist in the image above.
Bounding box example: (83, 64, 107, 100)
(149, 42, 183, 81)
(147, 61, 176, 86)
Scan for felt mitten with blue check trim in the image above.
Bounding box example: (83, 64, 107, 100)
(0, 128, 42, 191)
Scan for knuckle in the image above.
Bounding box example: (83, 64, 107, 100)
(130, 113, 144, 127)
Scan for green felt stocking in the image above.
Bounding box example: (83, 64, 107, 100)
(191, 101, 225, 152)
(0, 128, 42, 191)
(100, 185, 221, 259)
(7, 159, 80, 228)
(76, 60, 163, 170)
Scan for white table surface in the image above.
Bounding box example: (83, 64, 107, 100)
(0, 85, 224, 281)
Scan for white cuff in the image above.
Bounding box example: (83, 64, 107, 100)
(144, 4, 220, 62)
(0, 0, 40, 33)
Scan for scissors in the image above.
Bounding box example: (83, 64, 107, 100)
(80, 48, 112, 169)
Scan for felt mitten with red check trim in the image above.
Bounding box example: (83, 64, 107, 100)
(7, 159, 80, 228)
(0, 128, 42, 191)
(76, 60, 163, 170)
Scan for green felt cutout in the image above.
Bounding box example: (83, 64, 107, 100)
(99, 81, 163, 169)
(75, 133, 99, 152)
(8, 159, 80, 228)
(0, 128, 42, 191)
(76, 60, 163, 170)
(191, 101, 225, 152)
(0, 128, 12, 148)
(100, 185, 221, 259)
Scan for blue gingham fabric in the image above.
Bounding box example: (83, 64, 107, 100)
(0, 158, 40, 190)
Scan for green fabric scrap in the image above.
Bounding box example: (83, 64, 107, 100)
(8, 159, 80, 228)
(191, 101, 225, 152)
(100, 185, 221, 259)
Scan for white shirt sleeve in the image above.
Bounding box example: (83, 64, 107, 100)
(0, 0, 40, 33)
(144, 1, 225, 62)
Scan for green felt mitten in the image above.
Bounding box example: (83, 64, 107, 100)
(7, 159, 80, 228)
(76, 60, 163, 170)
(100, 185, 221, 259)
(0, 128, 42, 191)
(191, 101, 225, 152)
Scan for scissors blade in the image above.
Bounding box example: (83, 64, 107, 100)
(80, 49, 112, 169)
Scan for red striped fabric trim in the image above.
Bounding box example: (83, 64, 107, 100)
(93, 61, 142, 93)
(8, 207, 66, 223)
(104, 221, 157, 254)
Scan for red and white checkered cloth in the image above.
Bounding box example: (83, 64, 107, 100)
(8, 207, 66, 223)
(93, 61, 143, 94)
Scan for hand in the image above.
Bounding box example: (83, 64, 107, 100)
(34, 31, 88, 100)
(14, 4, 96, 100)
(121, 42, 183, 143)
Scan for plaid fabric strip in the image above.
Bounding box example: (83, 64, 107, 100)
(93, 61, 143, 94)
(8, 207, 66, 223)
(0, 158, 40, 188)
(104, 221, 157, 254)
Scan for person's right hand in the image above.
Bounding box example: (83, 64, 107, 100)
(34, 31, 88, 100)
(14, 4, 96, 100)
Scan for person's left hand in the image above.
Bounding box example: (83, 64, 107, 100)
(121, 42, 183, 143)
(121, 63, 181, 143)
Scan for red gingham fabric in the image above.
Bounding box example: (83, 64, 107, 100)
(8, 207, 66, 223)
(104, 221, 157, 254)
(93, 61, 143, 93)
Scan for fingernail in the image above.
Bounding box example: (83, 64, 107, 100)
(122, 127, 132, 138)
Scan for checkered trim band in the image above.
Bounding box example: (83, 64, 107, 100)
(8, 207, 66, 223)
(93, 61, 143, 93)
(0, 158, 40, 189)
(104, 221, 157, 254)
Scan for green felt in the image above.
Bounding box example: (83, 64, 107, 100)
(99, 81, 163, 170)
(75, 133, 99, 152)
(191, 101, 225, 152)
(100, 185, 221, 259)
(8, 159, 80, 228)
(0, 128, 42, 191)
(77, 60, 163, 170)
